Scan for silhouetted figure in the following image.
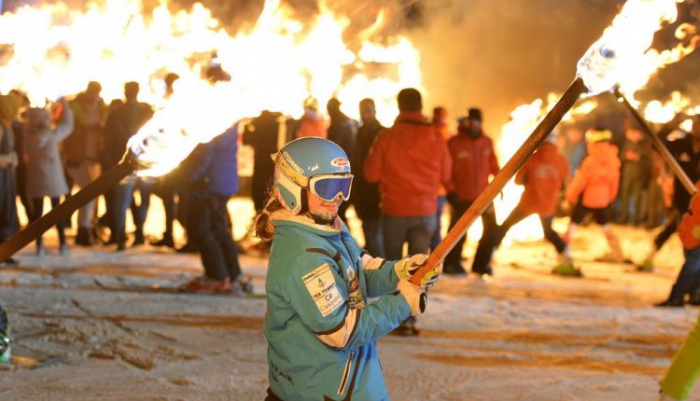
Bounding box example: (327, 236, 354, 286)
(326, 98, 357, 222)
(243, 110, 286, 213)
(64, 81, 107, 246)
(102, 82, 154, 251)
(0, 92, 22, 266)
(354, 98, 385, 257)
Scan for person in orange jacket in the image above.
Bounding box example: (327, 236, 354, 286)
(560, 127, 623, 275)
(489, 130, 571, 271)
(443, 108, 500, 277)
(294, 96, 328, 139)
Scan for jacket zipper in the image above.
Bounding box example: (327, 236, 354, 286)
(337, 351, 354, 395)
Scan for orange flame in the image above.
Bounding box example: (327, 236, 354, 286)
(0, 0, 423, 176)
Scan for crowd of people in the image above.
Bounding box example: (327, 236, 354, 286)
(0, 81, 699, 298)
(0, 83, 699, 399)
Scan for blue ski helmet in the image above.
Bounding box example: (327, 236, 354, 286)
(273, 137, 352, 214)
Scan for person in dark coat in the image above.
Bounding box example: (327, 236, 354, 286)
(354, 98, 385, 257)
(0, 93, 21, 267)
(64, 81, 107, 246)
(242, 110, 287, 213)
(326, 98, 357, 223)
(102, 82, 153, 251)
(640, 117, 700, 272)
(617, 126, 651, 225)
(9, 90, 30, 224)
(181, 125, 249, 293)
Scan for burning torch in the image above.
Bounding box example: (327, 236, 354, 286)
(411, 0, 687, 285)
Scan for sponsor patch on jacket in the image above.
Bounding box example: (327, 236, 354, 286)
(303, 263, 343, 317)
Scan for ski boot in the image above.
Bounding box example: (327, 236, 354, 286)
(552, 253, 582, 277)
(231, 276, 255, 295)
(655, 297, 684, 307)
(552, 264, 583, 277)
(635, 258, 654, 273)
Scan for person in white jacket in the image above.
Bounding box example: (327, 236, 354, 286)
(23, 98, 74, 256)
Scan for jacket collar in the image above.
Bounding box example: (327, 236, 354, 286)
(395, 111, 427, 123)
(271, 209, 343, 236)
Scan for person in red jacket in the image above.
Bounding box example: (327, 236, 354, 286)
(490, 131, 571, 270)
(443, 108, 500, 277)
(364, 88, 451, 335)
(560, 127, 623, 275)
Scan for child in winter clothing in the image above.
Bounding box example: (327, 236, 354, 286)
(255, 137, 441, 401)
(490, 131, 571, 271)
(562, 128, 623, 274)
(23, 99, 74, 255)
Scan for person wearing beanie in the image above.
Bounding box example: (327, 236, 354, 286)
(443, 107, 500, 278)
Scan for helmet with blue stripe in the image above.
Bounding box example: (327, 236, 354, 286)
(273, 137, 353, 215)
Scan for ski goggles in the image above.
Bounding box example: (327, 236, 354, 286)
(309, 174, 353, 202)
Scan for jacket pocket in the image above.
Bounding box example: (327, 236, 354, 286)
(336, 351, 354, 396)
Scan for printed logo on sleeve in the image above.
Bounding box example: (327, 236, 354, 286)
(303, 263, 344, 317)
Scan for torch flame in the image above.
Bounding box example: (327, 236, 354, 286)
(492, 0, 699, 244)
(0, 0, 422, 177)
(576, 0, 683, 96)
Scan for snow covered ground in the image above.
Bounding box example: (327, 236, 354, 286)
(0, 199, 698, 400)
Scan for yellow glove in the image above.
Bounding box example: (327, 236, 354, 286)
(394, 254, 443, 289)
